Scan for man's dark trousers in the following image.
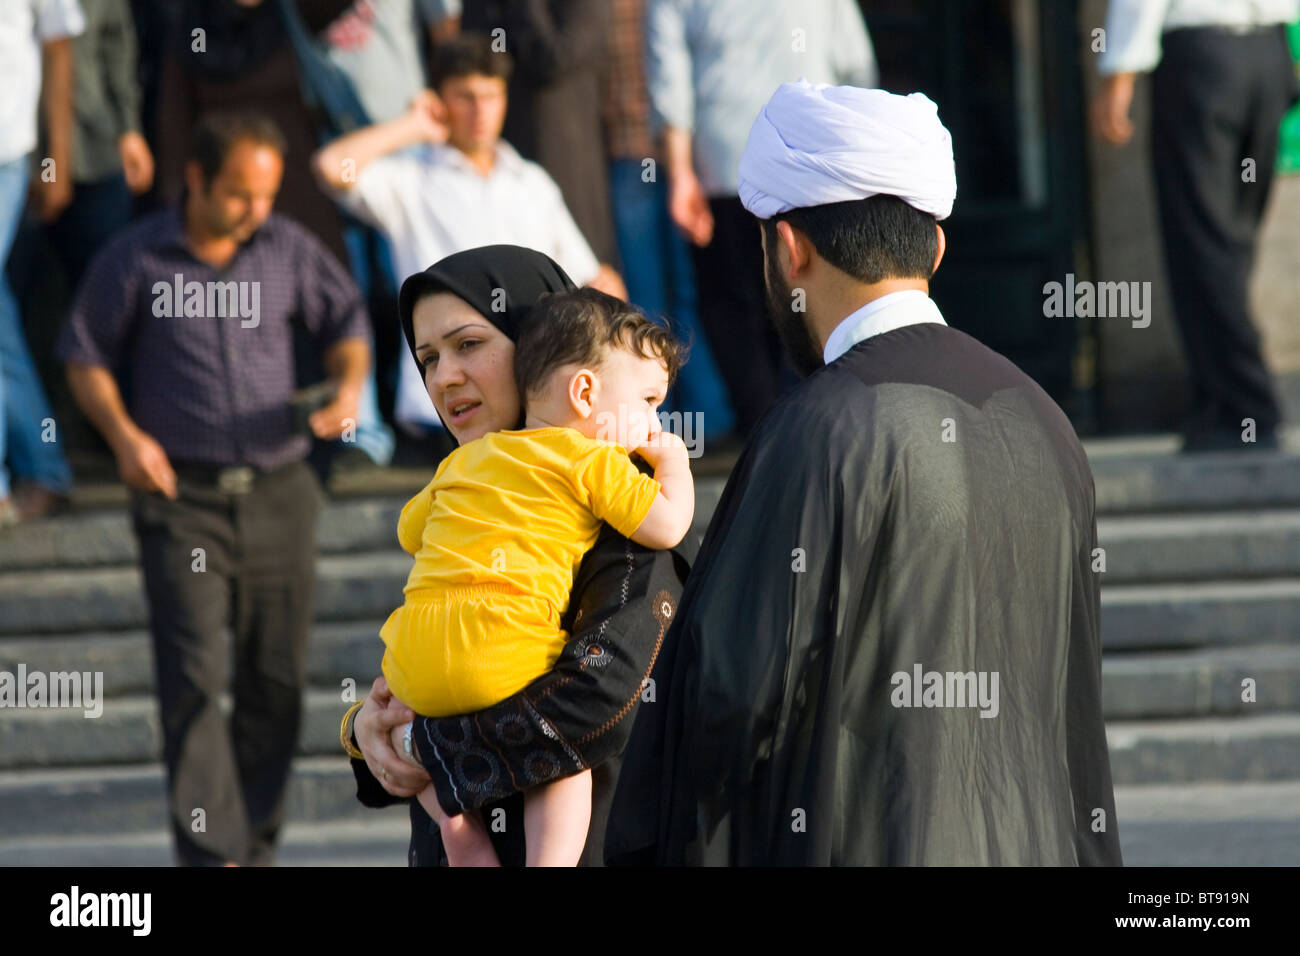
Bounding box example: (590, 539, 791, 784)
(130, 460, 322, 866)
(690, 195, 793, 437)
(1152, 25, 1300, 440)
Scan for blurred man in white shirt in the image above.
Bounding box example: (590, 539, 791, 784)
(314, 32, 623, 435)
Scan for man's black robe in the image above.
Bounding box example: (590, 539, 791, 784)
(607, 321, 1123, 865)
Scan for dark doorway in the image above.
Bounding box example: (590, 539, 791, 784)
(861, 0, 1092, 424)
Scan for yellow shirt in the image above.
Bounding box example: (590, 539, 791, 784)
(379, 427, 662, 714)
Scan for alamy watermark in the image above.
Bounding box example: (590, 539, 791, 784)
(890, 664, 1000, 718)
(595, 406, 706, 458)
(152, 273, 260, 328)
(50, 886, 151, 936)
(1043, 273, 1150, 328)
(0, 664, 104, 718)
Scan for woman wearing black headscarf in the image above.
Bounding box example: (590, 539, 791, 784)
(343, 246, 695, 866)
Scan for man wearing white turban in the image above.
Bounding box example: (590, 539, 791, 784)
(737, 82, 956, 222)
(608, 82, 1123, 867)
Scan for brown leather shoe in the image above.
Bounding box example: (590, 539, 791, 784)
(13, 484, 70, 522)
(0, 497, 18, 530)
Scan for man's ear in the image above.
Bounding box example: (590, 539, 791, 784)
(775, 220, 813, 279)
(567, 368, 597, 419)
(932, 223, 947, 276)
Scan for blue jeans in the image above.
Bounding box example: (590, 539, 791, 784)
(0, 154, 73, 498)
(608, 159, 735, 440)
(339, 222, 396, 467)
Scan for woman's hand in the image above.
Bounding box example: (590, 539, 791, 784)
(355, 677, 430, 797)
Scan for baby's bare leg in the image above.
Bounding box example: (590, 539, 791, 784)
(416, 785, 500, 867)
(523, 769, 592, 867)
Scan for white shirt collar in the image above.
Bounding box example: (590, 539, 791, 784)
(822, 289, 947, 364)
(433, 139, 526, 176)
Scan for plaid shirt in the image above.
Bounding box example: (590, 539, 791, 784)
(57, 206, 370, 470)
(603, 0, 656, 160)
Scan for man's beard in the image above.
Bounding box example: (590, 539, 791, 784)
(763, 247, 825, 378)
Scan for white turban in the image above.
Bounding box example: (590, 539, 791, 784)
(738, 80, 956, 221)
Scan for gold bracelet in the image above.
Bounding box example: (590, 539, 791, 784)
(340, 700, 365, 760)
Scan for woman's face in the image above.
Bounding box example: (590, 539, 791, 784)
(411, 292, 521, 444)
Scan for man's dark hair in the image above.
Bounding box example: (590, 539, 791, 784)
(515, 288, 685, 401)
(190, 110, 287, 187)
(429, 33, 514, 91)
(760, 194, 939, 284)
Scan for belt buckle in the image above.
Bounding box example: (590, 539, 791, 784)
(217, 466, 255, 495)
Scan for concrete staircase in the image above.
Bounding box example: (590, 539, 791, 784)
(1, 435, 1299, 865)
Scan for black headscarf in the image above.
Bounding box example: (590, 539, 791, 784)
(398, 245, 577, 368)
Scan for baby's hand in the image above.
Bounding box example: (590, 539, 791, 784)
(635, 429, 688, 469)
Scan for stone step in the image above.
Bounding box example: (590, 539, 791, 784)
(1095, 509, 1300, 583)
(5, 445, 1300, 577)
(4, 533, 1300, 639)
(1112, 778, 1300, 866)
(5, 781, 1298, 865)
(2, 716, 1298, 840)
(0, 486, 726, 575)
(4, 626, 1297, 722)
(0, 817, 412, 867)
(0, 495, 407, 574)
(1087, 436, 1300, 513)
(46, 428, 1300, 506)
(0, 622, 382, 699)
(0, 688, 360, 771)
(0, 554, 409, 636)
(0, 757, 387, 840)
(1102, 645, 1300, 718)
(7, 684, 1300, 775)
(1105, 713, 1300, 784)
(1099, 578, 1300, 650)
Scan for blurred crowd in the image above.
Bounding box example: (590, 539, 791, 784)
(0, 0, 877, 528)
(4, 0, 1295, 535)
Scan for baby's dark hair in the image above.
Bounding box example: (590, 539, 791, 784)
(514, 288, 685, 401)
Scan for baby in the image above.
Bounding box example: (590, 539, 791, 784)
(379, 287, 694, 866)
